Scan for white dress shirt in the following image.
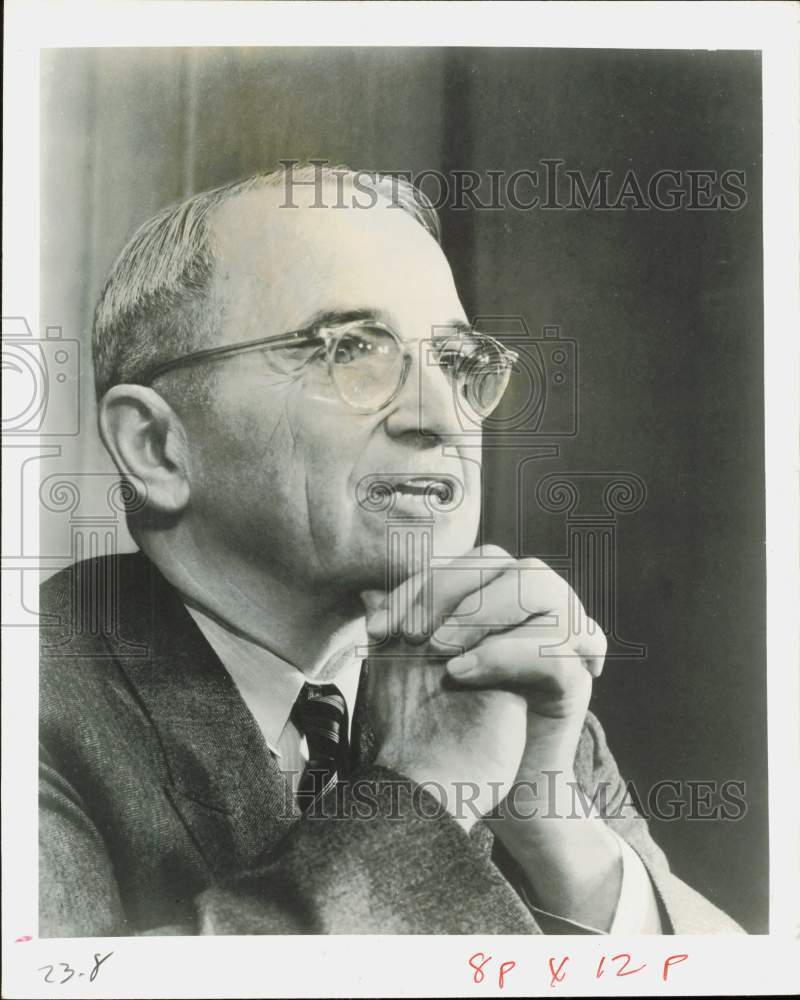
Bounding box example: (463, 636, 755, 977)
(186, 603, 661, 933)
(186, 605, 362, 799)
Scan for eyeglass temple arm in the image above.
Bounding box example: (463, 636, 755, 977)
(137, 327, 319, 385)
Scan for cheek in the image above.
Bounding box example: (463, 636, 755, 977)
(284, 404, 369, 527)
(299, 436, 361, 526)
(185, 389, 298, 509)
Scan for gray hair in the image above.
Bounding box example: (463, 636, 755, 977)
(92, 163, 442, 399)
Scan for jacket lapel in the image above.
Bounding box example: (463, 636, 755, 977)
(107, 553, 300, 876)
(350, 658, 377, 768)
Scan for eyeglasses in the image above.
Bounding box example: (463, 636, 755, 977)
(136, 318, 518, 418)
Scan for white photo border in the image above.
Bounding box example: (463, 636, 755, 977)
(3, 2, 798, 996)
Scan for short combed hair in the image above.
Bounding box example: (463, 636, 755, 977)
(92, 164, 442, 399)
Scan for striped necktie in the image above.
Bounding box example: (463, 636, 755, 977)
(291, 682, 350, 811)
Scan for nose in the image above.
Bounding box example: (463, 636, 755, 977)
(383, 339, 465, 444)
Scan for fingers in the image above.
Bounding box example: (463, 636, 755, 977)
(365, 549, 607, 680)
(429, 558, 607, 678)
(444, 624, 596, 705)
(573, 625, 608, 678)
(365, 544, 516, 644)
(429, 558, 570, 653)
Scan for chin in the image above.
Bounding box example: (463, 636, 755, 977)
(361, 520, 476, 584)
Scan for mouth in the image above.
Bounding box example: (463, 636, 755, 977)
(390, 476, 455, 503)
(356, 473, 462, 512)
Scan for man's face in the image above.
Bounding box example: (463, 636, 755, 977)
(177, 186, 482, 593)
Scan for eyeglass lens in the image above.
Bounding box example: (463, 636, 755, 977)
(330, 325, 512, 416)
(331, 326, 406, 411)
(456, 339, 513, 417)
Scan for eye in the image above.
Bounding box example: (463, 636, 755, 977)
(436, 348, 463, 375)
(434, 334, 484, 376)
(333, 328, 394, 366)
(333, 334, 365, 366)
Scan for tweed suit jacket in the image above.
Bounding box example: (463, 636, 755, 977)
(39, 552, 742, 936)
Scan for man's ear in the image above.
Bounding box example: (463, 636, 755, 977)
(98, 385, 192, 515)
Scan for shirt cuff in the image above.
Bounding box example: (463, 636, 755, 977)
(608, 832, 663, 934)
(521, 831, 663, 935)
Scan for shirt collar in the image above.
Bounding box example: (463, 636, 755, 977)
(185, 604, 364, 755)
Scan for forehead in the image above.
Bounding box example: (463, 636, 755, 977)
(209, 184, 464, 343)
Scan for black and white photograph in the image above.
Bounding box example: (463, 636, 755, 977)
(3, 2, 798, 997)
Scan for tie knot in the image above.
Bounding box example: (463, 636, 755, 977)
(292, 682, 348, 736)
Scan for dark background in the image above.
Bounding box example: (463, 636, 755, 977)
(41, 47, 767, 931)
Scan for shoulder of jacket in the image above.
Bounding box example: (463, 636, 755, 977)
(39, 551, 148, 650)
(39, 552, 152, 708)
(574, 709, 614, 788)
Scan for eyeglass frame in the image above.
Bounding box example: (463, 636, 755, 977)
(130, 317, 518, 417)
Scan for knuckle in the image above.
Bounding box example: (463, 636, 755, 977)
(479, 543, 511, 561)
(578, 619, 607, 653)
(403, 631, 429, 647)
(591, 624, 608, 657)
(563, 591, 586, 624)
(559, 574, 579, 602)
(554, 653, 588, 689)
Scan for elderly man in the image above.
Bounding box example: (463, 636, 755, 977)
(39, 165, 740, 936)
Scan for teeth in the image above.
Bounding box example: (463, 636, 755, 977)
(358, 475, 457, 513)
(394, 478, 452, 501)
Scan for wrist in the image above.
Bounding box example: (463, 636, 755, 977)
(489, 770, 622, 891)
(515, 709, 587, 782)
(490, 767, 623, 855)
(495, 767, 579, 826)
(489, 781, 624, 931)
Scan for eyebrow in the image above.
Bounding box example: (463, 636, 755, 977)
(434, 319, 475, 336)
(299, 308, 381, 330)
(297, 308, 474, 337)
